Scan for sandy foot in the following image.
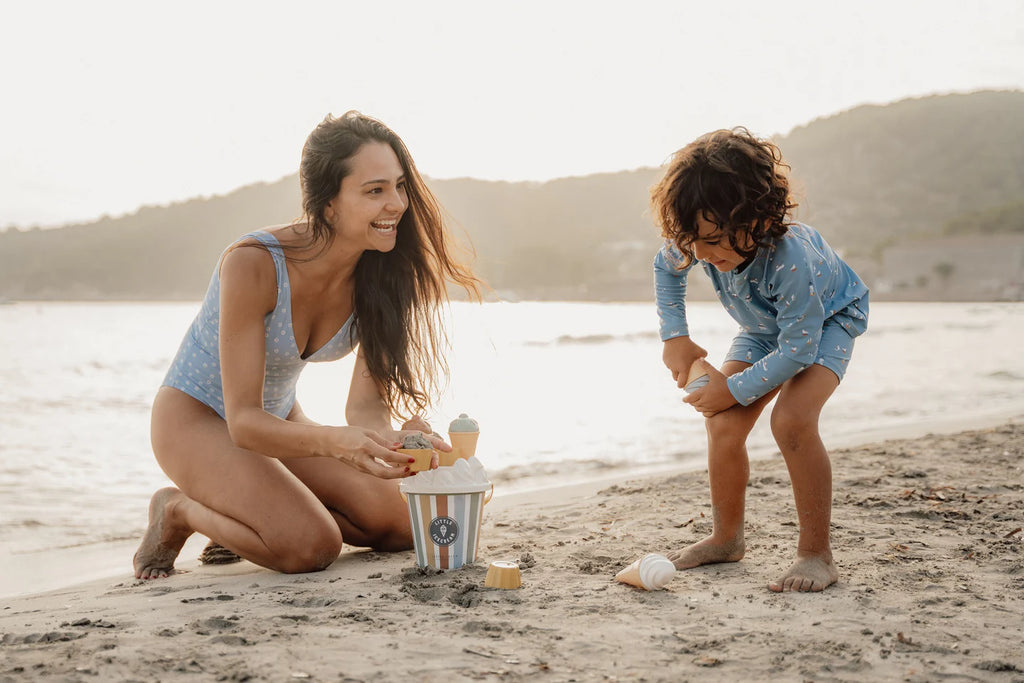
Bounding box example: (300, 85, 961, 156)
(768, 553, 838, 592)
(133, 487, 192, 580)
(666, 535, 745, 570)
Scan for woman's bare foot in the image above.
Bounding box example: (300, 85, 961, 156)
(768, 553, 838, 592)
(133, 487, 192, 579)
(666, 535, 745, 570)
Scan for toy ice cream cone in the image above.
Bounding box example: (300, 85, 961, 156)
(684, 361, 710, 394)
(615, 553, 676, 591)
(397, 448, 434, 472)
(398, 433, 435, 472)
(447, 433, 479, 463)
(447, 413, 480, 463)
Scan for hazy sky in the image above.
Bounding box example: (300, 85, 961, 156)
(2, 0, 1022, 227)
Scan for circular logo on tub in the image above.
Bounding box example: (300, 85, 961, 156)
(429, 516, 459, 546)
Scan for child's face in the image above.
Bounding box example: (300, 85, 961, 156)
(691, 214, 753, 272)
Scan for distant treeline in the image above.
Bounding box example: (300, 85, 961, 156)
(1, 89, 1022, 302)
(943, 200, 1024, 236)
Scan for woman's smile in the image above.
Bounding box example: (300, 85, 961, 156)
(370, 219, 398, 235)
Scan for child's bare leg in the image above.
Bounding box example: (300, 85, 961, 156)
(668, 362, 777, 570)
(667, 408, 753, 569)
(768, 365, 840, 592)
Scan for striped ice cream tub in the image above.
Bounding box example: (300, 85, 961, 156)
(403, 484, 492, 570)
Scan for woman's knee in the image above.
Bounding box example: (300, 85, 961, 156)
(367, 516, 414, 553)
(277, 522, 344, 574)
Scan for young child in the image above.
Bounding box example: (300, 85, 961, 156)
(651, 128, 869, 592)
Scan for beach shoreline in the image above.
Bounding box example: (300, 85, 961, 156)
(4, 405, 1019, 602)
(2, 414, 1022, 680)
(3, 407, 1022, 602)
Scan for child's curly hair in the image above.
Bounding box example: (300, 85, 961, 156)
(650, 127, 797, 268)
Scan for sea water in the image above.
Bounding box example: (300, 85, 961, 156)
(1, 300, 1022, 592)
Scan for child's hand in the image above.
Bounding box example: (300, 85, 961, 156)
(662, 336, 708, 388)
(682, 360, 737, 416)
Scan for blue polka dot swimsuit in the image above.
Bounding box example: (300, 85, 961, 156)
(162, 230, 357, 419)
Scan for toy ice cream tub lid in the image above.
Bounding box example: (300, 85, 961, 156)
(399, 456, 492, 496)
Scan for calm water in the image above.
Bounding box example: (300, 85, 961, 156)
(1, 300, 1022, 585)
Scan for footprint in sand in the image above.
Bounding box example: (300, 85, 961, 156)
(190, 616, 238, 635)
(181, 594, 235, 603)
(1, 631, 88, 644)
(574, 553, 618, 575)
(462, 620, 506, 637)
(208, 634, 251, 646)
(279, 596, 337, 608)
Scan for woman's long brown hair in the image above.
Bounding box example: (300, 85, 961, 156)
(299, 111, 480, 419)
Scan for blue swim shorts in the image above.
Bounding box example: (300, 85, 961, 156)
(724, 318, 857, 383)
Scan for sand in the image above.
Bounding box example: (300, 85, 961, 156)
(2, 421, 1022, 681)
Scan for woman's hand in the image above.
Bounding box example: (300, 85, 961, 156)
(387, 416, 452, 470)
(662, 336, 708, 388)
(682, 359, 738, 417)
(327, 426, 417, 479)
(396, 418, 452, 452)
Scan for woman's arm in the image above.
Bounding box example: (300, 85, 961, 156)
(218, 245, 409, 477)
(345, 349, 392, 433)
(346, 350, 449, 459)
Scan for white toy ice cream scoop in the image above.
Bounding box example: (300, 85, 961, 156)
(615, 553, 676, 590)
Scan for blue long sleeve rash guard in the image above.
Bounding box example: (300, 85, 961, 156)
(654, 223, 869, 405)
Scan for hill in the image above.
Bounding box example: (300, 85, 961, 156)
(1, 90, 1021, 301)
(779, 89, 1024, 261)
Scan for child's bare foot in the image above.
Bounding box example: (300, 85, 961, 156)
(666, 535, 745, 570)
(768, 553, 838, 592)
(133, 487, 192, 580)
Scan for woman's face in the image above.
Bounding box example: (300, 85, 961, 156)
(325, 141, 408, 252)
(691, 213, 753, 272)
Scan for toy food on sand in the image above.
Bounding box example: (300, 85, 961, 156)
(397, 433, 435, 472)
(446, 413, 480, 466)
(615, 553, 676, 591)
(484, 561, 522, 589)
(684, 360, 710, 394)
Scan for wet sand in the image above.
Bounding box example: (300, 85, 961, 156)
(2, 421, 1022, 681)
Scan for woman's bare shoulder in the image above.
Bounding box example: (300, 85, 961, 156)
(219, 239, 278, 312)
(220, 238, 275, 276)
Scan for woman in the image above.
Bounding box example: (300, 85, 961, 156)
(134, 112, 479, 579)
